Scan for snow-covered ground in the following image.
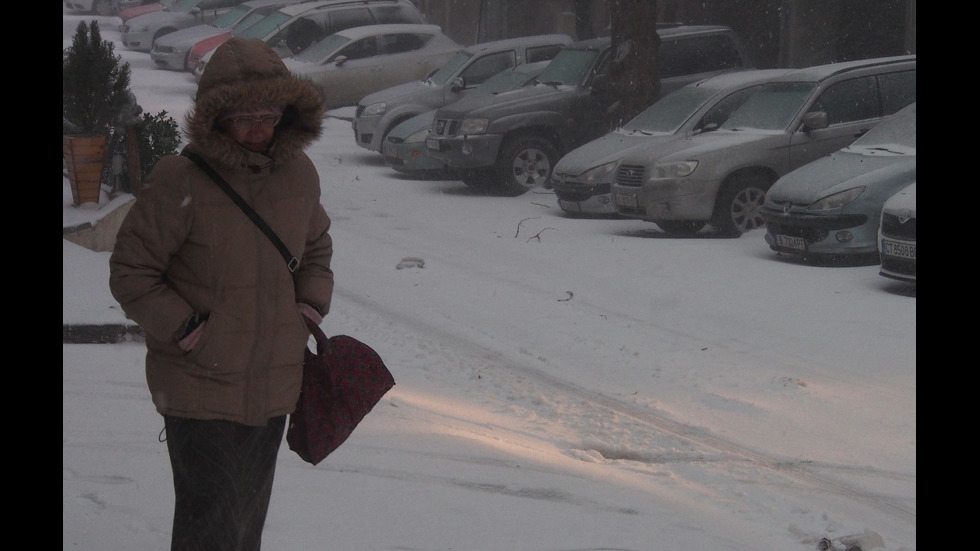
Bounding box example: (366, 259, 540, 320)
(63, 12, 915, 551)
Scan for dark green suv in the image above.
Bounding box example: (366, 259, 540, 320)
(424, 26, 753, 196)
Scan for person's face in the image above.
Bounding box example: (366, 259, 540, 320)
(222, 114, 281, 152)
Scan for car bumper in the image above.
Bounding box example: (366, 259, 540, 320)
(425, 134, 502, 170)
(149, 49, 187, 71)
(610, 178, 714, 221)
(383, 141, 446, 172)
(760, 207, 874, 257)
(353, 114, 383, 152)
(121, 31, 153, 51)
(551, 179, 617, 215)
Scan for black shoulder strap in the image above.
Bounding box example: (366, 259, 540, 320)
(180, 148, 299, 272)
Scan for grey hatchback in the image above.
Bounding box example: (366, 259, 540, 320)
(610, 55, 916, 236)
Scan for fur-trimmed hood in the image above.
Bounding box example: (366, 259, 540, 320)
(184, 37, 326, 169)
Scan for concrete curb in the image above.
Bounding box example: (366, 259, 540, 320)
(63, 324, 144, 344)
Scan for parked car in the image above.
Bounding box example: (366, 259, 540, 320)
(759, 102, 916, 262)
(877, 182, 916, 283)
(149, 0, 298, 71)
(610, 55, 916, 236)
(382, 61, 552, 176)
(353, 34, 572, 154)
(424, 25, 754, 196)
(283, 24, 462, 109)
(551, 68, 793, 218)
(117, 0, 175, 23)
(193, 0, 424, 78)
(120, 0, 250, 52)
(64, 0, 149, 17)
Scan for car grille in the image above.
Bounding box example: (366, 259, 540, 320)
(431, 117, 461, 137)
(615, 164, 645, 187)
(880, 211, 916, 240)
(763, 217, 830, 243)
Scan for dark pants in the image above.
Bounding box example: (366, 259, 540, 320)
(163, 414, 286, 551)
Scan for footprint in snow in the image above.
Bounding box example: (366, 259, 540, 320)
(396, 257, 425, 270)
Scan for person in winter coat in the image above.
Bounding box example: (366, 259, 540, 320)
(109, 37, 333, 551)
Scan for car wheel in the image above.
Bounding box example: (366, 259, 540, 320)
(656, 220, 706, 235)
(93, 0, 116, 16)
(711, 173, 771, 236)
(495, 135, 558, 196)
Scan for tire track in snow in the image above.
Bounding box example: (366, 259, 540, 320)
(331, 286, 915, 526)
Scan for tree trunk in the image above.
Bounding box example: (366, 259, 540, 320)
(606, 0, 660, 130)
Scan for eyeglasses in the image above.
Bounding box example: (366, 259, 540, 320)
(227, 115, 282, 131)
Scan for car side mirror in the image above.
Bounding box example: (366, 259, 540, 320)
(449, 77, 465, 92)
(802, 111, 829, 132)
(697, 122, 720, 134)
(333, 55, 348, 67)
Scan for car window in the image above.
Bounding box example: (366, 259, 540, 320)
(624, 85, 719, 133)
(878, 70, 916, 115)
(212, 4, 250, 27)
(722, 82, 817, 130)
(284, 17, 322, 54)
(459, 51, 516, 87)
(698, 86, 763, 129)
(537, 48, 603, 86)
(199, 0, 241, 10)
(427, 52, 471, 85)
(659, 35, 743, 78)
(293, 33, 348, 62)
(526, 44, 564, 63)
(809, 76, 878, 125)
(382, 33, 429, 55)
(371, 5, 423, 24)
(237, 11, 289, 38)
(336, 36, 380, 61)
(326, 8, 373, 32)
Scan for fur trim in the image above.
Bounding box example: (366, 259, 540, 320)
(184, 38, 326, 169)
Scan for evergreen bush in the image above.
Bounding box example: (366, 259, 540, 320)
(62, 20, 132, 135)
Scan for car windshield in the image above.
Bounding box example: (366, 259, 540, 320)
(235, 11, 291, 38)
(623, 85, 718, 134)
(844, 104, 915, 155)
(476, 67, 537, 94)
(721, 82, 816, 131)
(534, 48, 599, 86)
(232, 10, 271, 32)
(426, 52, 472, 86)
(170, 0, 203, 14)
(292, 34, 349, 63)
(211, 4, 251, 28)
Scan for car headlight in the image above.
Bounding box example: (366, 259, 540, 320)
(363, 102, 386, 116)
(649, 160, 698, 180)
(459, 118, 489, 135)
(578, 161, 617, 184)
(807, 186, 865, 211)
(404, 128, 429, 144)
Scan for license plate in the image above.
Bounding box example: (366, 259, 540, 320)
(775, 234, 806, 251)
(558, 200, 581, 212)
(425, 138, 441, 151)
(881, 239, 915, 260)
(614, 193, 637, 208)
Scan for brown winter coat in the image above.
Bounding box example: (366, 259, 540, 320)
(109, 38, 333, 426)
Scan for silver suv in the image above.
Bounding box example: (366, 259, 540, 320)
(424, 26, 753, 196)
(352, 33, 572, 153)
(610, 55, 916, 236)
